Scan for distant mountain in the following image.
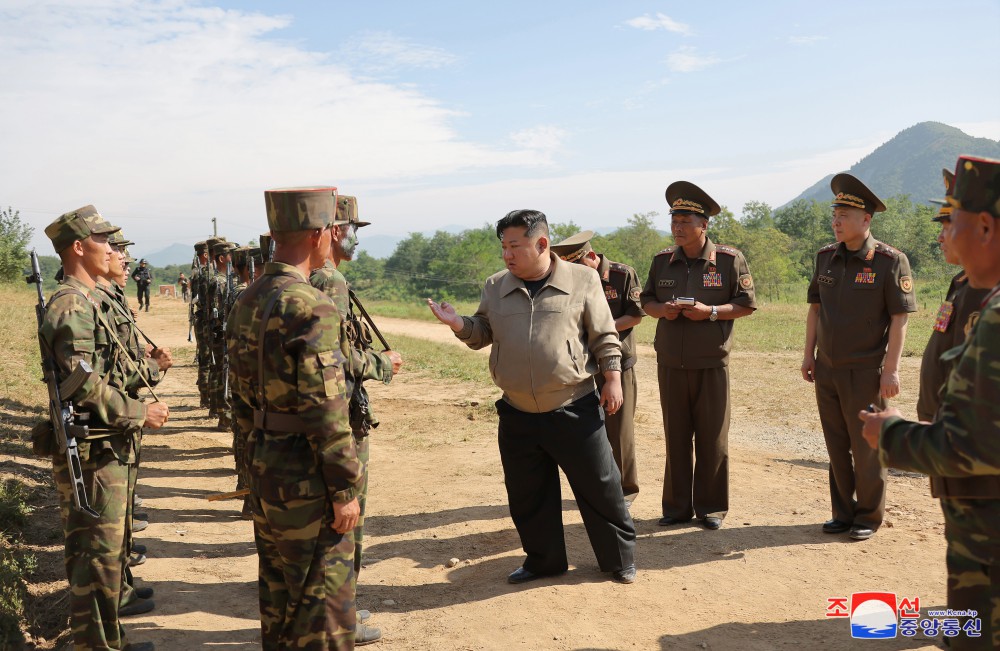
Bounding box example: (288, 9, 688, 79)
(138, 242, 193, 267)
(789, 122, 1000, 206)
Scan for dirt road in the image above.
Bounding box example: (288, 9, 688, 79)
(29, 298, 949, 650)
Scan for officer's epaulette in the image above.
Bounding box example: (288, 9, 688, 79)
(608, 261, 631, 274)
(874, 241, 901, 259)
(715, 244, 741, 257)
(655, 246, 677, 256)
(818, 242, 839, 254)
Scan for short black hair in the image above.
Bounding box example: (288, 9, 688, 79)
(495, 209, 549, 240)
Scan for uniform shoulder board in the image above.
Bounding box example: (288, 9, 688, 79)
(818, 242, 839, 254)
(608, 261, 632, 274)
(874, 241, 901, 258)
(655, 246, 677, 256)
(715, 244, 741, 256)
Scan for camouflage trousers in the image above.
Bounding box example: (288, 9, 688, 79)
(208, 337, 230, 421)
(250, 491, 357, 651)
(196, 327, 211, 405)
(53, 439, 130, 651)
(120, 432, 142, 607)
(941, 498, 1000, 650)
(353, 435, 369, 578)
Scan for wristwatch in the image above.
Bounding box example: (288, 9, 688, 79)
(709, 305, 718, 322)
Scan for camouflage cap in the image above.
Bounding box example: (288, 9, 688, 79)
(211, 240, 237, 257)
(231, 246, 248, 267)
(550, 230, 595, 262)
(108, 230, 136, 248)
(44, 205, 120, 253)
(265, 187, 337, 232)
(948, 155, 1000, 219)
(830, 173, 886, 214)
(259, 233, 273, 260)
(665, 181, 721, 217)
(930, 168, 956, 223)
(194, 240, 208, 253)
(335, 195, 370, 228)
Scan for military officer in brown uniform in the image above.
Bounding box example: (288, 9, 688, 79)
(640, 182, 757, 530)
(918, 168, 989, 423)
(551, 231, 645, 502)
(802, 173, 917, 541)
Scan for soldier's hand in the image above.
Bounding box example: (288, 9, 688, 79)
(384, 350, 403, 375)
(880, 369, 901, 399)
(681, 301, 711, 321)
(332, 497, 360, 533)
(143, 402, 170, 429)
(130, 307, 139, 319)
(427, 298, 463, 332)
(151, 347, 174, 372)
(661, 302, 684, 321)
(801, 356, 816, 383)
(858, 406, 901, 449)
(144, 343, 154, 357)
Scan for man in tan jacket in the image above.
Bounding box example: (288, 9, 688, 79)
(429, 209, 637, 585)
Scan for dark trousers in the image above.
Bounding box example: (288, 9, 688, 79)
(496, 393, 636, 575)
(657, 365, 730, 520)
(814, 360, 886, 529)
(136, 283, 150, 309)
(597, 366, 639, 497)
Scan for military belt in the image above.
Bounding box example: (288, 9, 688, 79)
(931, 475, 1000, 499)
(253, 409, 306, 433)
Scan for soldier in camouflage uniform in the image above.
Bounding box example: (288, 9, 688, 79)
(193, 240, 212, 408)
(862, 155, 1000, 650)
(310, 195, 403, 645)
(40, 206, 169, 651)
(227, 187, 362, 650)
(207, 240, 235, 429)
(228, 245, 257, 519)
(100, 230, 172, 616)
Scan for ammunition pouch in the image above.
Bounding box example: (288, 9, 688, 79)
(931, 475, 1000, 499)
(30, 419, 55, 457)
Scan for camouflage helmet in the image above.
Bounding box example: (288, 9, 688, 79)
(335, 195, 370, 228)
(265, 187, 337, 232)
(44, 205, 120, 253)
(948, 155, 1000, 219)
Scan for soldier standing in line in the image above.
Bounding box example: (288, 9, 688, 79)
(551, 230, 645, 505)
(193, 241, 211, 408)
(802, 173, 917, 541)
(640, 182, 757, 531)
(227, 245, 256, 519)
(227, 187, 362, 650)
(310, 195, 402, 646)
(100, 230, 172, 617)
(131, 258, 153, 312)
(861, 155, 1000, 650)
(40, 206, 168, 651)
(917, 168, 989, 422)
(207, 239, 234, 428)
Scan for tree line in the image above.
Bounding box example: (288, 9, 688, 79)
(343, 197, 953, 304)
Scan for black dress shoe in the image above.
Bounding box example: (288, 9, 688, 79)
(849, 525, 875, 540)
(612, 565, 637, 584)
(657, 515, 693, 526)
(120, 597, 155, 617)
(702, 516, 722, 530)
(822, 519, 851, 534)
(507, 567, 541, 584)
(131, 543, 147, 555)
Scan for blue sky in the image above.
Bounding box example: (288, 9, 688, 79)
(3, 0, 998, 258)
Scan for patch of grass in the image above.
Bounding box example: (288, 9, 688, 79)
(0, 481, 32, 533)
(392, 334, 492, 385)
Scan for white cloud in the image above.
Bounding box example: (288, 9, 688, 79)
(666, 46, 721, 73)
(1, 1, 559, 249)
(788, 35, 828, 46)
(953, 121, 1000, 141)
(509, 126, 568, 160)
(624, 13, 692, 36)
(340, 31, 458, 73)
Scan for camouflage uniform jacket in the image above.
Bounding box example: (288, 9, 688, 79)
(39, 276, 146, 461)
(226, 262, 361, 503)
(880, 284, 1000, 481)
(97, 281, 160, 395)
(207, 268, 228, 340)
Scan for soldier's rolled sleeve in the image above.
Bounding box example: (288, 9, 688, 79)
(350, 348, 392, 385)
(879, 304, 1000, 476)
(886, 254, 917, 314)
(295, 304, 363, 503)
(730, 252, 758, 309)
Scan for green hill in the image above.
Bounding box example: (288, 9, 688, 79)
(790, 121, 1000, 205)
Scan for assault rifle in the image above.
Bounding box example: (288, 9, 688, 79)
(188, 254, 200, 342)
(222, 260, 234, 399)
(27, 251, 99, 518)
(346, 290, 391, 437)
